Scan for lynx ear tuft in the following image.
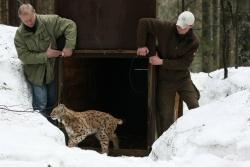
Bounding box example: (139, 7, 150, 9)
(58, 103, 65, 111)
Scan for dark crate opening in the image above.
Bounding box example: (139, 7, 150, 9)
(61, 57, 148, 150)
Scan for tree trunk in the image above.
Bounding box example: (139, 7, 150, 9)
(227, 0, 237, 67)
(237, 0, 250, 66)
(202, 0, 213, 72)
(212, 0, 221, 70)
(0, 0, 8, 24)
(221, 0, 228, 78)
(35, 0, 55, 14)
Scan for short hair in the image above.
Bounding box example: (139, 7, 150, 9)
(18, 3, 35, 16)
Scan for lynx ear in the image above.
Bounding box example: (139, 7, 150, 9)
(58, 103, 65, 112)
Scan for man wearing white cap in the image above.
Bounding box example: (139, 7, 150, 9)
(137, 11, 200, 136)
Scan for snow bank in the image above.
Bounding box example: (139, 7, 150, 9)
(150, 68, 250, 162)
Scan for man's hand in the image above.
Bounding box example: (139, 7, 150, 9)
(137, 47, 149, 56)
(46, 44, 62, 58)
(62, 48, 73, 57)
(149, 53, 163, 65)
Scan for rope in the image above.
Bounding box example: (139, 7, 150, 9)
(128, 55, 148, 94)
(0, 105, 53, 118)
(0, 105, 35, 113)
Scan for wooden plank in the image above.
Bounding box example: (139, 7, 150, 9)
(147, 64, 157, 148)
(80, 147, 149, 157)
(55, 0, 156, 49)
(177, 95, 183, 118)
(174, 93, 183, 121)
(109, 148, 150, 157)
(74, 49, 137, 54)
(73, 50, 137, 58)
(57, 57, 64, 104)
(71, 54, 137, 59)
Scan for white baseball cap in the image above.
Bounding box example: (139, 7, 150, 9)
(176, 11, 195, 29)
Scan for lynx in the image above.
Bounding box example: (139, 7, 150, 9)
(50, 104, 123, 154)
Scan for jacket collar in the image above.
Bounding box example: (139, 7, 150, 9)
(19, 15, 46, 37)
(174, 26, 194, 43)
(23, 17, 38, 33)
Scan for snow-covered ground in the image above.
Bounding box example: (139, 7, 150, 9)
(1, 24, 250, 167)
(151, 72, 250, 162)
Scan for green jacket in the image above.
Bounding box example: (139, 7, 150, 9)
(14, 14, 77, 86)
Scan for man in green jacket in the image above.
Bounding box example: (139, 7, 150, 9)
(14, 4, 77, 116)
(137, 11, 200, 136)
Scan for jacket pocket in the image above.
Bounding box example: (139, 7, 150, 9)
(25, 38, 38, 51)
(38, 33, 51, 51)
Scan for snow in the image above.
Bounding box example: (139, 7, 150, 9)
(150, 69, 250, 165)
(1, 24, 250, 166)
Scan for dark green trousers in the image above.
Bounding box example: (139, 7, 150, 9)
(157, 79, 199, 136)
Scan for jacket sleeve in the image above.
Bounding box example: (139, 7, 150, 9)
(48, 15, 77, 49)
(162, 41, 199, 70)
(137, 18, 162, 56)
(14, 31, 48, 65)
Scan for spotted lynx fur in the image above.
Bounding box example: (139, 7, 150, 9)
(50, 104, 123, 154)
